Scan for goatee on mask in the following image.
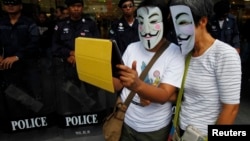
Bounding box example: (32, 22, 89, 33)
(170, 5, 195, 55)
(137, 6, 163, 50)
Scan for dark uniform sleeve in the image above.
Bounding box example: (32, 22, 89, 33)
(108, 21, 118, 40)
(90, 20, 101, 38)
(51, 22, 72, 59)
(51, 23, 62, 58)
(23, 24, 40, 57)
(0, 21, 2, 56)
(0, 43, 3, 57)
(231, 16, 241, 49)
(20, 23, 40, 59)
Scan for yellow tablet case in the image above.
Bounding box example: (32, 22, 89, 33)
(75, 37, 115, 93)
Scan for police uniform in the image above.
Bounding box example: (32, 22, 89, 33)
(51, 14, 101, 115)
(210, 14, 240, 49)
(109, 17, 139, 55)
(0, 13, 42, 118)
(52, 16, 100, 59)
(52, 15, 100, 83)
(0, 16, 40, 60)
(0, 14, 40, 90)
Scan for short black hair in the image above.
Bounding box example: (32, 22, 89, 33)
(118, 0, 134, 8)
(170, 0, 214, 26)
(214, 0, 230, 16)
(2, 0, 22, 5)
(65, 0, 84, 7)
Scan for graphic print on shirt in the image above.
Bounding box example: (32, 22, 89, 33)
(141, 61, 161, 86)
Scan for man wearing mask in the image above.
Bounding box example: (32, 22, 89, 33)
(112, 0, 184, 140)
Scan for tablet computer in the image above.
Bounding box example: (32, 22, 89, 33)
(75, 37, 123, 92)
(111, 39, 124, 77)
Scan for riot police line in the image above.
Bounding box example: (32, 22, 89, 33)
(0, 56, 117, 133)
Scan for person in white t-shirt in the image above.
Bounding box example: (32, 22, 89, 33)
(112, 0, 185, 140)
(170, 0, 241, 137)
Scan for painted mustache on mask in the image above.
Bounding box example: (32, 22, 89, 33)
(140, 31, 159, 38)
(177, 35, 191, 48)
(178, 35, 191, 41)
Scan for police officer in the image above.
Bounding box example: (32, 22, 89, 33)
(210, 0, 240, 53)
(0, 0, 42, 118)
(51, 0, 100, 84)
(108, 0, 139, 55)
(51, 0, 101, 114)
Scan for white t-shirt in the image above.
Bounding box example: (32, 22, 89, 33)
(120, 41, 185, 132)
(179, 39, 241, 135)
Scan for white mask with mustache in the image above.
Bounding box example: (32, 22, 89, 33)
(137, 6, 163, 50)
(170, 5, 195, 55)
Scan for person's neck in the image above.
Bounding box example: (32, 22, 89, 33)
(124, 15, 134, 25)
(9, 12, 21, 25)
(193, 33, 215, 57)
(70, 16, 82, 21)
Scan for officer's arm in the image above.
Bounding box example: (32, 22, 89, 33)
(91, 21, 101, 38)
(51, 27, 61, 57)
(51, 25, 70, 58)
(232, 18, 241, 53)
(18, 23, 40, 59)
(108, 22, 117, 40)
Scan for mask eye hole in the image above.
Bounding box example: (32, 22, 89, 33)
(177, 20, 192, 26)
(150, 20, 158, 24)
(176, 13, 192, 26)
